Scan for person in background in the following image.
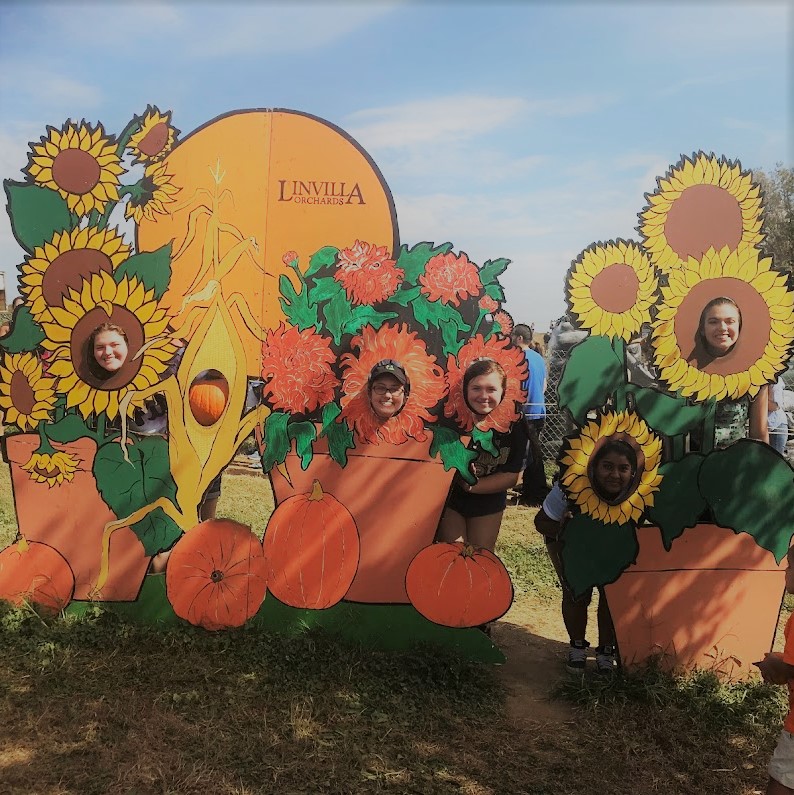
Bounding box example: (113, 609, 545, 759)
(511, 323, 549, 506)
(769, 376, 789, 457)
(755, 548, 794, 794)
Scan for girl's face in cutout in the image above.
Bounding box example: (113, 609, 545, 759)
(369, 374, 405, 420)
(93, 330, 128, 373)
(703, 303, 740, 355)
(466, 372, 504, 418)
(593, 451, 634, 499)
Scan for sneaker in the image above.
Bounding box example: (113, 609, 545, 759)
(566, 640, 589, 673)
(595, 644, 617, 674)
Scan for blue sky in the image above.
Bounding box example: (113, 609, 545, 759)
(0, 0, 790, 326)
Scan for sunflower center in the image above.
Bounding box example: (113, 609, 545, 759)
(589, 264, 640, 314)
(43, 250, 114, 309)
(52, 149, 102, 195)
(663, 184, 743, 261)
(33, 465, 60, 479)
(10, 370, 37, 415)
(138, 123, 169, 158)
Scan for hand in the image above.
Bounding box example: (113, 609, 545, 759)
(754, 652, 788, 685)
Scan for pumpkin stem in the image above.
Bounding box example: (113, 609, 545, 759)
(308, 479, 325, 502)
(16, 536, 29, 554)
(461, 544, 478, 558)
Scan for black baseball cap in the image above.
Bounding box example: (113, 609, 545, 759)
(368, 359, 410, 391)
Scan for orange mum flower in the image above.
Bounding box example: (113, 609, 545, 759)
(334, 240, 403, 306)
(339, 323, 446, 444)
(261, 324, 340, 414)
(444, 335, 527, 433)
(419, 251, 482, 306)
(493, 310, 514, 335)
(479, 295, 498, 313)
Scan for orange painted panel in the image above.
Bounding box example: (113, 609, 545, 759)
(137, 109, 398, 375)
(6, 435, 149, 601)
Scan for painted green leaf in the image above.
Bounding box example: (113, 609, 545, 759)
(558, 335, 624, 424)
(322, 289, 354, 344)
(132, 507, 183, 557)
(304, 246, 339, 278)
(114, 243, 172, 299)
(4, 181, 71, 253)
(646, 455, 706, 550)
(396, 241, 453, 284)
(429, 425, 478, 480)
(628, 385, 709, 436)
(46, 413, 93, 444)
(279, 274, 319, 330)
(319, 402, 355, 467)
(389, 285, 422, 307)
(478, 257, 509, 286)
(411, 292, 470, 334)
(93, 436, 177, 521)
(699, 440, 794, 562)
(484, 282, 505, 302)
(472, 427, 498, 456)
(307, 275, 344, 304)
(560, 513, 638, 598)
(0, 307, 45, 353)
(288, 420, 317, 470)
(439, 317, 463, 357)
(262, 412, 291, 472)
(342, 306, 399, 337)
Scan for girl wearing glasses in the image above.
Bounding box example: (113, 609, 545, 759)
(367, 360, 410, 421)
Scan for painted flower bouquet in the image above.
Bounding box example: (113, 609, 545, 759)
(556, 153, 794, 600)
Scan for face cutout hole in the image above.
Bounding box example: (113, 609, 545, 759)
(587, 436, 643, 505)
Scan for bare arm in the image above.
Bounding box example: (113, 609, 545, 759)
(749, 384, 769, 443)
(462, 471, 520, 495)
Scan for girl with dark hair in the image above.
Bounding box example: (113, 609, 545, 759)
(436, 358, 528, 553)
(696, 297, 741, 359)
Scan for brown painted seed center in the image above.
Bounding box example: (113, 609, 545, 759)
(43, 249, 113, 308)
(138, 123, 168, 157)
(52, 149, 101, 195)
(589, 263, 640, 314)
(10, 370, 36, 414)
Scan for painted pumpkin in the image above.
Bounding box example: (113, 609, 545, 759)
(0, 538, 75, 613)
(166, 519, 268, 631)
(263, 480, 359, 609)
(188, 376, 229, 426)
(405, 542, 513, 627)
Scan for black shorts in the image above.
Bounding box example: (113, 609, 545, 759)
(203, 474, 222, 502)
(446, 486, 507, 518)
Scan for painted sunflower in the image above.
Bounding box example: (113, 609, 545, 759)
(639, 152, 763, 274)
(443, 334, 526, 433)
(20, 450, 80, 487)
(40, 271, 177, 420)
(261, 323, 339, 414)
(127, 106, 179, 164)
(339, 323, 446, 445)
(124, 161, 179, 224)
(19, 225, 131, 324)
(651, 244, 794, 402)
(567, 240, 658, 341)
(560, 411, 663, 525)
(26, 122, 124, 217)
(334, 240, 404, 306)
(0, 353, 57, 431)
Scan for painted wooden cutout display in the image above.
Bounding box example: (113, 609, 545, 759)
(557, 153, 794, 678)
(0, 107, 524, 663)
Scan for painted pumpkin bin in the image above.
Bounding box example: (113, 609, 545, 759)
(0, 106, 522, 663)
(557, 154, 794, 679)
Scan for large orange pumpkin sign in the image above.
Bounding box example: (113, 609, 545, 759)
(263, 480, 360, 609)
(0, 538, 75, 613)
(166, 519, 268, 631)
(405, 542, 513, 628)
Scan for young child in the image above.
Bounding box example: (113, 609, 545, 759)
(755, 549, 794, 795)
(534, 439, 638, 674)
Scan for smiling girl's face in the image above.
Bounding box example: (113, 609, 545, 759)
(593, 451, 634, 499)
(466, 371, 504, 418)
(702, 302, 741, 356)
(369, 374, 406, 420)
(93, 329, 128, 373)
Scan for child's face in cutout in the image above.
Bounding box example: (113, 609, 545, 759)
(369, 374, 405, 421)
(466, 372, 504, 418)
(593, 451, 633, 500)
(93, 330, 128, 373)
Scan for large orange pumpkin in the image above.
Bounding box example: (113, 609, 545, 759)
(0, 538, 75, 613)
(405, 542, 513, 627)
(188, 375, 230, 427)
(165, 519, 268, 630)
(263, 480, 360, 609)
